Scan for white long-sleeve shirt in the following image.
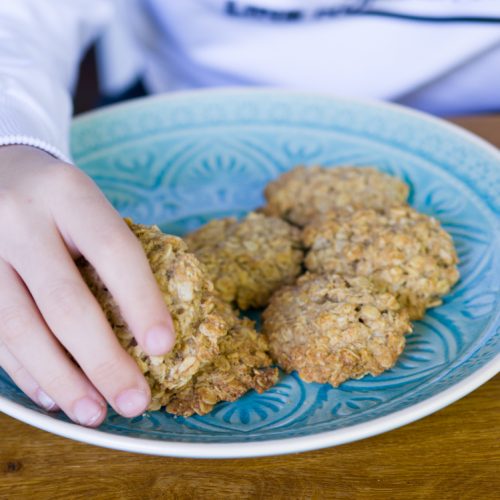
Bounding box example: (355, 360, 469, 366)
(1, 0, 500, 161)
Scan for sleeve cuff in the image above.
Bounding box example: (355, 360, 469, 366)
(0, 76, 72, 163)
(0, 135, 70, 163)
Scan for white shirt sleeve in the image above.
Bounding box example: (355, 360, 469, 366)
(0, 0, 113, 162)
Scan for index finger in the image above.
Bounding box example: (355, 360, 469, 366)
(53, 173, 175, 356)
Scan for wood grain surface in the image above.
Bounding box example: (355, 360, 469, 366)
(0, 116, 499, 500)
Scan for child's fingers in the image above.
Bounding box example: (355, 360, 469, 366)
(0, 340, 59, 412)
(53, 177, 176, 356)
(6, 226, 152, 419)
(0, 259, 106, 426)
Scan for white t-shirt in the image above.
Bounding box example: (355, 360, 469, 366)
(1, 0, 500, 161)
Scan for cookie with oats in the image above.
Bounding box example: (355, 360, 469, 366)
(263, 165, 409, 226)
(78, 220, 229, 410)
(303, 207, 459, 319)
(185, 212, 303, 309)
(166, 301, 279, 417)
(262, 273, 412, 387)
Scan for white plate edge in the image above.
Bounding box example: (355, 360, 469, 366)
(0, 353, 498, 459)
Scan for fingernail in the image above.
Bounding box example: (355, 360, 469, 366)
(115, 389, 149, 417)
(36, 388, 58, 411)
(73, 397, 105, 426)
(144, 325, 174, 355)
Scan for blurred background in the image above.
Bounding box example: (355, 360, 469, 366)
(73, 44, 500, 145)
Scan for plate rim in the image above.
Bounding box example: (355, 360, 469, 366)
(0, 355, 498, 458)
(71, 87, 500, 166)
(2, 88, 499, 458)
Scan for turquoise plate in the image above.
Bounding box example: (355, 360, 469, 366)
(1, 90, 499, 458)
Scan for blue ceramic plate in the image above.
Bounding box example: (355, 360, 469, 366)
(1, 90, 499, 458)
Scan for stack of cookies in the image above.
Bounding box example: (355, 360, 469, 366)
(261, 166, 459, 387)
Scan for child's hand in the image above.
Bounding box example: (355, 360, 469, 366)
(0, 145, 175, 426)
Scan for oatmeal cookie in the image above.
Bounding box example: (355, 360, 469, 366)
(78, 220, 229, 410)
(263, 165, 409, 226)
(166, 301, 279, 416)
(185, 212, 303, 309)
(262, 273, 412, 386)
(303, 207, 459, 319)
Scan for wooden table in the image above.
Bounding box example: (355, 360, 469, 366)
(1, 115, 499, 500)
